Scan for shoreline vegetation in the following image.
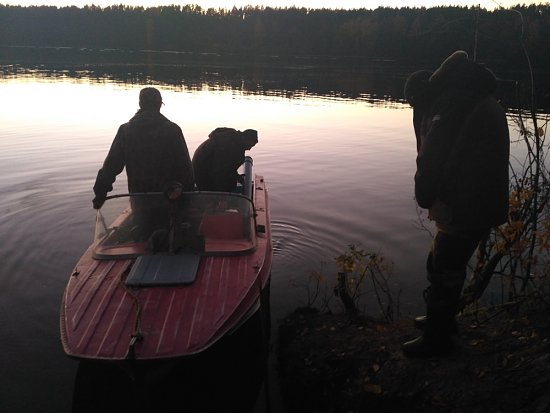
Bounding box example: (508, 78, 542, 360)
(1, 4, 549, 75)
(274, 236, 550, 411)
(276, 307, 550, 413)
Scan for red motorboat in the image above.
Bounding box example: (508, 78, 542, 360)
(60, 158, 272, 361)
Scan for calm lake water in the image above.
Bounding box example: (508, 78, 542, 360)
(0, 63, 526, 412)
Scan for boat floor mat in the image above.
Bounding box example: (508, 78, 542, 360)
(125, 254, 200, 286)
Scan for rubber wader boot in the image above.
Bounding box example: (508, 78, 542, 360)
(414, 315, 458, 334)
(402, 322, 455, 358)
(413, 287, 459, 334)
(402, 285, 460, 358)
(414, 284, 458, 334)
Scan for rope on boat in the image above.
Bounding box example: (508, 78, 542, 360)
(120, 269, 144, 360)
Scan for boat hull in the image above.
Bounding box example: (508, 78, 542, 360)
(71, 300, 271, 411)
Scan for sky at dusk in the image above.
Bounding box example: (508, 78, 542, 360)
(1, 0, 542, 10)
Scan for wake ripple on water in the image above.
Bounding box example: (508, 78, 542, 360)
(271, 219, 309, 255)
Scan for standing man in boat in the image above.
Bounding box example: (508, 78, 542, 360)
(92, 86, 195, 209)
(192, 127, 258, 192)
(403, 51, 510, 357)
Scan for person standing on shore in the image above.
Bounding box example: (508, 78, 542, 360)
(403, 51, 510, 357)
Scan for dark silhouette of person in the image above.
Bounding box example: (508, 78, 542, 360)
(192, 127, 258, 192)
(92, 87, 195, 209)
(403, 51, 510, 357)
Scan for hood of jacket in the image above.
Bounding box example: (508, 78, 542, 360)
(208, 127, 237, 141)
(429, 50, 497, 99)
(208, 127, 250, 150)
(206, 127, 258, 151)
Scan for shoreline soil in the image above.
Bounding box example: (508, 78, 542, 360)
(276, 306, 550, 413)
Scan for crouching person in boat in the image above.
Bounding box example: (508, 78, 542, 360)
(403, 51, 510, 357)
(92, 87, 195, 234)
(192, 127, 258, 192)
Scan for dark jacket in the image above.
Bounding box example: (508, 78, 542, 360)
(192, 128, 249, 192)
(93, 110, 194, 198)
(414, 52, 509, 232)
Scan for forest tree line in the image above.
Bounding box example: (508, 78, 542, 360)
(0, 4, 549, 73)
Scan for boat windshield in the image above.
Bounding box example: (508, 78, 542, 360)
(93, 192, 256, 259)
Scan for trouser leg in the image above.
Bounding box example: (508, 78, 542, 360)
(403, 229, 487, 357)
(428, 229, 487, 327)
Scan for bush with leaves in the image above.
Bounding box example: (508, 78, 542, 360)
(333, 245, 398, 322)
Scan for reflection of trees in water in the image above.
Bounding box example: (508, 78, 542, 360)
(1, 46, 548, 110)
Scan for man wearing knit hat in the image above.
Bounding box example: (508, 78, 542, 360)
(192, 127, 258, 192)
(403, 51, 510, 357)
(92, 87, 195, 208)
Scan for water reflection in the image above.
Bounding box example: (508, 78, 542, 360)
(0, 45, 418, 105)
(3, 45, 546, 111)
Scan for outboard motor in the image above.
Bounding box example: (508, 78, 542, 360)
(243, 156, 253, 198)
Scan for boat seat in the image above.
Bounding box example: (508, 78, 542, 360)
(199, 211, 244, 240)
